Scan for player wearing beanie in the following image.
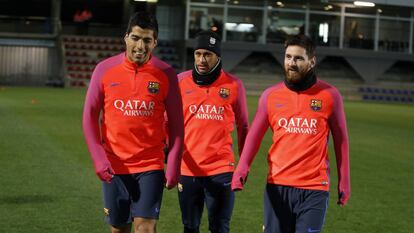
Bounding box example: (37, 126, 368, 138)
(176, 30, 249, 233)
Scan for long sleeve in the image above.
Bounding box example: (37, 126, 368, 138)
(233, 78, 249, 156)
(164, 68, 184, 188)
(231, 90, 270, 190)
(82, 63, 113, 182)
(328, 89, 350, 205)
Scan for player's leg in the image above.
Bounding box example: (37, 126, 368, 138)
(130, 170, 165, 233)
(133, 218, 157, 233)
(178, 176, 205, 233)
(102, 175, 134, 233)
(263, 184, 295, 233)
(294, 189, 329, 233)
(204, 172, 235, 233)
(110, 225, 132, 233)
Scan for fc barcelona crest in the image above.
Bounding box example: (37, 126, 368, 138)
(310, 99, 322, 111)
(209, 37, 216, 45)
(147, 81, 160, 94)
(219, 88, 230, 99)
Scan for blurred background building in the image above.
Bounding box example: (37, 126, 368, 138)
(0, 0, 413, 103)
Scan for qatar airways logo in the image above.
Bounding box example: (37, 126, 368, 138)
(114, 99, 155, 117)
(278, 117, 318, 135)
(189, 104, 225, 121)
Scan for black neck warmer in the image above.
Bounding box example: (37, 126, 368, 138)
(284, 69, 317, 92)
(192, 59, 222, 86)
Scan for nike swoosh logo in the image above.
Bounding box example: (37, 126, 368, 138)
(307, 228, 320, 233)
(276, 104, 284, 108)
(110, 82, 121, 87)
(185, 90, 193, 94)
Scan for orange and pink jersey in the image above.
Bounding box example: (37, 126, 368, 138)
(178, 70, 249, 176)
(233, 80, 350, 192)
(83, 53, 183, 175)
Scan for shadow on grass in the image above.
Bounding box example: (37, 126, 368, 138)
(0, 195, 54, 205)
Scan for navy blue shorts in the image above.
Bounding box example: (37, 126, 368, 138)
(263, 184, 329, 233)
(178, 172, 235, 233)
(102, 170, 164, 227)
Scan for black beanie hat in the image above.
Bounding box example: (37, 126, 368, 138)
(194, 30, 221, 57)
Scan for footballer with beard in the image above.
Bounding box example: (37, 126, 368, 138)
(232, 34, 350, 233)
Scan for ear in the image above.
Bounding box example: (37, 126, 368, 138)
(310, 56, 316, 69)
(153, 38, 158, 48)
(124, 33, 128, 43)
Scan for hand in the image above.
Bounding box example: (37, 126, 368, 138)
(93, 158, 114, 183)
(337, 191, 350, 206)
(231, 171, 248, 191)
(164, 157, 180, 190)
(164, 176, 178, 190)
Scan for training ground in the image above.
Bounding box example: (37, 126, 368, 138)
(0, 87, 413, 233)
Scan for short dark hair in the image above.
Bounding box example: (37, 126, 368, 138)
(284, 34, 316, 58)
(126, 11, 158, 39)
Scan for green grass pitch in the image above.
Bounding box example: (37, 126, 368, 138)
(0, 87, 413, 232)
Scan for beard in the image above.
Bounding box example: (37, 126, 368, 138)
(284, 66, 309, 84)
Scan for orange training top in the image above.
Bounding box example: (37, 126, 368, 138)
(83, 53, 183, 175)
(232, 80, 350, 192)
(177, 70, 249, 176)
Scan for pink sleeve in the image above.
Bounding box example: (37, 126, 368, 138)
(231, 88, 271, 191)
(82, 54, 123, 181)
(233, 78, 249, 156)
(328, 88, 351, 205)
(164, 67, 184, 188)
(82, 62, 112, 177)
